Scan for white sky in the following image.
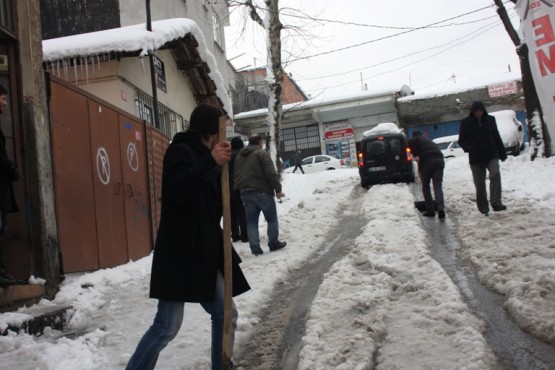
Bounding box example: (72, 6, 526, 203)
(1, 148, 554, 369)
(225, 0, 521, 98)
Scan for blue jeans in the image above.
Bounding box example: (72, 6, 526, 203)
(241, 190, 280, 253)
(126, 272, 238, 370)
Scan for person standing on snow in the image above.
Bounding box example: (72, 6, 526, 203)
(126, 104, 250, 370)
(292, 149, 305, 174)
(408, 131, 446, 219)
(229, 136, 248, 242)
(458, 101, 507, 216)
(234, 134, 287, 256)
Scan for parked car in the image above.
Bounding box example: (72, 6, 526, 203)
(490, 110, 525, 156)
(284, 154, 345, 174)
(358, 123, 415, 188)
(432, 134, 465, 158)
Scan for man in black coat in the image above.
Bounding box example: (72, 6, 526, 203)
(126, 104, 250, 370)
(292, 149, 304, 174)
(229, 136, 248, 242)
(234, 134, 286, 256)
(458, 101, 508, 216)
(0, 84, 22, 287)
(409, 131, 446, 218)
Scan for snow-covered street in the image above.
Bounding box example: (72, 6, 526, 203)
(1, 150, 554, 369)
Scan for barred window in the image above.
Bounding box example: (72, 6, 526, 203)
(135, 90, 183, 139)
(281, 124, 320, 152)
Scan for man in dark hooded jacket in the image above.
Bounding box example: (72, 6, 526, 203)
(234, 134, 286, 256)
(126, 104, 250, 370)
(229, 136, 248, 242)
(458, 101, 508, 215)
(408, 131, 445, 218)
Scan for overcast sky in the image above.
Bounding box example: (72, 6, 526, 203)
(225, 0, 521, 98)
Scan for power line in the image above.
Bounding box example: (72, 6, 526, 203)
(296, 12, 517, 83)
(287, 5, 497, 63)
(306, 17, 511, 94)
(281, 9, 497, 30)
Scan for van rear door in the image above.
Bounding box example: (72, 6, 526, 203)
(360, 135, 413, 183)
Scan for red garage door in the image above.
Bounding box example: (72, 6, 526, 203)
(49, 77, 163, 272)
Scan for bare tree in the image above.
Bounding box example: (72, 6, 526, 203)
(242, 0, 285, 171)
(494, 0, 552, 158)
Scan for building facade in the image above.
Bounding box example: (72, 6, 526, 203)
(40, 0, 235, 137)
(234, 88, 402, 167)
(233, 67, 308, 114)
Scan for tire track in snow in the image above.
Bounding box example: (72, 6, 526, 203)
(235, 185, 370, 369)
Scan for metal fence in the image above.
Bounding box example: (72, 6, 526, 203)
(135, 89, 183, 139)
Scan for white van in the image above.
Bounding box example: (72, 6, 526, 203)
(490, 110, 525, 156)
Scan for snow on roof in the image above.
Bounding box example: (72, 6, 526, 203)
(42, 18, 232, 114)
(398, 72, 521, 102)
(235, 84, 400, 120)
(363, 122, 402, 137)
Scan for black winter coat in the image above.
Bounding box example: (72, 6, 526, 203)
(408, 136, 444, 171)
(0, 128, 18, 214)
(149, 131, 250, 302)
(458, 103, 507, 165)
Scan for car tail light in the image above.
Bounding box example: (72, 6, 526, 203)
(406, 147, 413, 161)
(340, 159, 345, 165)
(357, 152, 364, 167)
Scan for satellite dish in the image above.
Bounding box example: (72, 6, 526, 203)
(399, 85, 413, 97)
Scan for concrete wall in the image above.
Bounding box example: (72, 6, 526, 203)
(396, 82, 526, 130)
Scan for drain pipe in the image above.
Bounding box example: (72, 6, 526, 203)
(146, 0, 160, 130)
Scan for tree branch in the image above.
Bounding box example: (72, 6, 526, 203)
(245, 0, 264, 27)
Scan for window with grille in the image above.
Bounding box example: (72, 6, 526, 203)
(135, 90, 183, 139)
(281, 124, 320, 152)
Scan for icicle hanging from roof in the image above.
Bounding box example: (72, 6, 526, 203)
(85, 57, 89, 84)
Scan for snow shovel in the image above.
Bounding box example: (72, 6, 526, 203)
(414, 200, 438, 212)
(219, 116, 233, 370)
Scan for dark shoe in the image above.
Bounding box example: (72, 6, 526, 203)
(493, 204, 507, 212)
(269, 241, 287, 252)
(422, 212, 435, 217)
(480, 209, 489, 216)
(0, 271, 26, 285)
(438, 210, 446, 219)
(240, 235, 249, 243)
(232, 237, 240, 242)
(0, 276, 15, 287)
(252, 249, 263, 256)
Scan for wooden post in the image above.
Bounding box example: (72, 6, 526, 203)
(219, 116, 233, 369)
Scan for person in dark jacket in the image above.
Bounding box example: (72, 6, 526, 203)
(126, 104, 250, 370)
(229, 136, 248, 242)
(234, 134, 286, 256)
(408, 131, 446, 218)
(0, 84, 22, 287)
(292, 149, 304, 174)
(458, 101, 508, 216)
